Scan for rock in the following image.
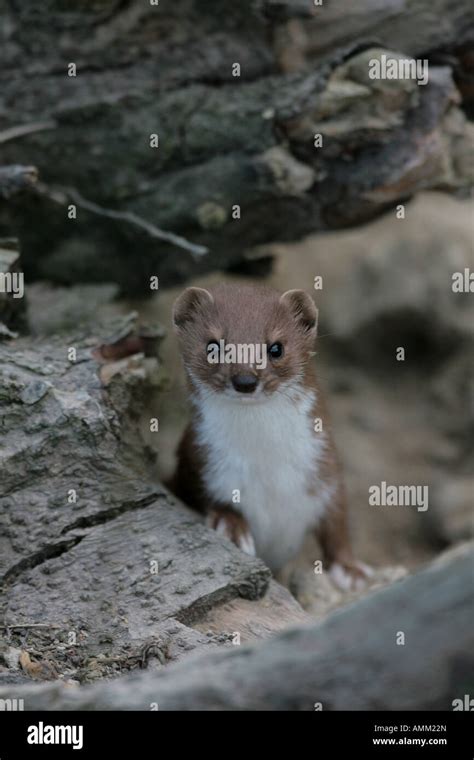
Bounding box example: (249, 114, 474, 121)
(289, 564, 408, 619)
(429, 351, 474, 449)
(429, 478, 474, 544)
(26, 282, 120, 336)
(269, 192, 474, 365)
(193, 581, 310, 643)
(0, 644, 21, 670)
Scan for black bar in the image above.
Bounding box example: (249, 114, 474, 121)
(0, 711, 471, 758)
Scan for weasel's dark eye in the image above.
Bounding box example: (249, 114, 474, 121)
(207, 340, 220, 353)
(268, 342, 284, 359)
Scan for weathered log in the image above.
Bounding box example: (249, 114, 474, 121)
(0, 315, 325, 684)
(1, 547, 472, 709)
(0, 1, 472, 292)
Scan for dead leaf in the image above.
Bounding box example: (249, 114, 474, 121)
(19, 650, 58, 681)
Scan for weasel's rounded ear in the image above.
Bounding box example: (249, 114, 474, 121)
(173, 287, 214, 329)
(280, 289, 318, 336)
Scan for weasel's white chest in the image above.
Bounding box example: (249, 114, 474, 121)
(195, 389, 332, 571)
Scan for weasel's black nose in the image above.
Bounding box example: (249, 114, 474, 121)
(231, 374, 259, 394)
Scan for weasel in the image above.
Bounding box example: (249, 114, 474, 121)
(170, 283, 370, 590)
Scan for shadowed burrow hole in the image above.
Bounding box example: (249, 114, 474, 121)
(331, 309, 465, 372)
(225, 254, 275, 278)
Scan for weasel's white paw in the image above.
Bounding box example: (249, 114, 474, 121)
(329, 561, 373, 592)
(207, 510, 256, 556)
(236, 530, 256, 557)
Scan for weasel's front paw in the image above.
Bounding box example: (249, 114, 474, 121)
(328, 560, 373, 592)
(206, 509, 256, 557)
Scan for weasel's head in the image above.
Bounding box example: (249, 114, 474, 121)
(172, 284, 318, 403)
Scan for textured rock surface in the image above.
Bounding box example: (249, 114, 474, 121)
(429, 478, 474, 544)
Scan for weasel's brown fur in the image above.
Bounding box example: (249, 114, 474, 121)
(170, 283, 369, 588)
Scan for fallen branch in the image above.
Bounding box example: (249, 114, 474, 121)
(35, 182, 209, 258)
(0, 121, 56, 145)
(0, 624, 61, 631)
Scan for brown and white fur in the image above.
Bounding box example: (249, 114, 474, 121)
(169, 283, 370, 590)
